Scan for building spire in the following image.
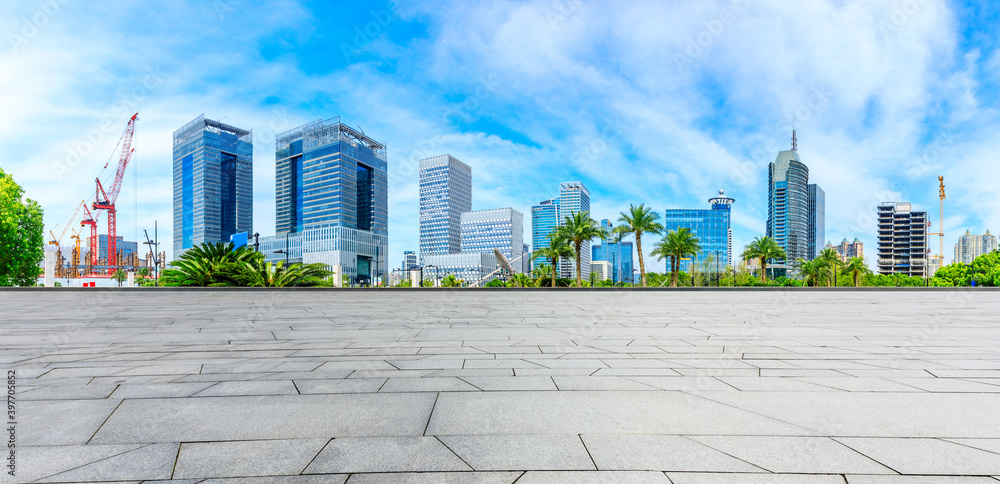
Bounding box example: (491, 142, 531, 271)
(791, 129, 797, 152)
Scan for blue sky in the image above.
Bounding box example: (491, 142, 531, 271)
(2, 0, 999, 269)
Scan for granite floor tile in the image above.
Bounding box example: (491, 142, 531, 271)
(439, 434, 595, 471)
(174, 439, 329, 478)
(304, 436, 471, 473)
(581, 434, 764, 472)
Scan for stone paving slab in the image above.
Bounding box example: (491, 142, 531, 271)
(4, 289, 1000, 482)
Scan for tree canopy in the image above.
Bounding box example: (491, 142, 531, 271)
(0, 168, 44, 286)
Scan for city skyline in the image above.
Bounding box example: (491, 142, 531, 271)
(5, 1, 998, 270)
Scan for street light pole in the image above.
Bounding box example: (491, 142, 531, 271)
(714, 250, 720, 287)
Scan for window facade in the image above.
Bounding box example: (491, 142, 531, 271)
(460, 208, 524, 270)
(419, 155, 472, 260)
(172, 115, 253, 256)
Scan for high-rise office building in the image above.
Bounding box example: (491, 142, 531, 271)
(827, 237, 863, 262)
(558, 182, 591, 278)
(172, 115, 253, 256)
(530, 197, 560, 271)
(663, 190, 735, 273)
(876, 202, 928, 277)
(767, 132, 810, 271)
(807, 184, 825, 260)
(419, 155, 472, 260)
(954, 230, 997, 264)
(460, 208, 524, 269)
(621, 241, 634, 283)
(260, 117, 388, 284)
(402, 250, 417, 271)
(592, 218, 633, 283)
(530, 181, 591, 277)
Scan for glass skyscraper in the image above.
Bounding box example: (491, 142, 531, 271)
(260, 117, 388, 284)
(530, 197, 560, 272)
(768, 132, 810, 269)
(530, 182, 591, 277)
(460, 208, 524, 269)
(663, 190, 734, 273)
(591, 218, 629, 283)
(172, 115, 253, 256)
(807, 183, 825, 260)
(419, 155, 472, 260)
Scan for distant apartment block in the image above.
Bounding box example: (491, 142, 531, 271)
(663, 190, 735, 273)
(954, 230, 997, 264)
(419, 155, 472, 260)
(460, 208, 524, 270)
(876, 202, 928, 277)
(172, 115, 253, 256)
(590, 260, 612, 282)
(259, 117, 388, 284)
(827, 237, 864, 262)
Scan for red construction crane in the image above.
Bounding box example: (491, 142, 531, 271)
(80, 204, 100, 269)
(93, 113, 138, 269)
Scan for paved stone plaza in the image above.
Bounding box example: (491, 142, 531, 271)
(3, 289, 1000, 483)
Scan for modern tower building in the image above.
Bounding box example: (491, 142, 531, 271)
(172, 115, 253, 256)
(591, 218, 632, 283)
(460, 208, 524, 269)
(621, 241, 634, 283)
(954, 230, 997, 264)
(402, 250, 417, 270)
(530, 181, 592, 277)
(530, 197, 560, 271)
(807, 184, 825, 260)
(663, 190, 735, 273)
(876, 202, 928, 277)
(260, 117, 388, 284)
(419, 155, 472, 260)
(767, 132, 811, 272)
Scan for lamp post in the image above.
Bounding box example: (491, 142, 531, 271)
(426, 264, 439, 287)
(273, 232, 290, 265)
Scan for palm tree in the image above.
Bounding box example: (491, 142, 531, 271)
(441, 274, 462, 287)
(818, 248, 842, 287)
(160, 242, 259, 286)
(559, 211, 607, 287)
(741, 236, 787, 283)
(532, 263, 552, 283)
(111, 268, 128, 287)
(532, 232, 573, 287)
(650, 228, 702, 287)
(511, 273, 532, 288)
(844, 256, 870, 287)
(235, 259, 333, 287)
(797, 258, 828, 287)
(617, 204, 663, 287)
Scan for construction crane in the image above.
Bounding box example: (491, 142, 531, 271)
(80, 204, 100, 271)
(92, 113, 138, 269)
(48, 200, 86, 246)
(70, 229, 81, 278)
(927, 176, 945, 269)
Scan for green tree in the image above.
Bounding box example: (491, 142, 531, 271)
(532, 263, 552, 284)
(796, 258, 827, 287)
(616, 204, 663, 287)
(0, 168, 44, 286)
(741, 236, 787, 283)
(651, 228, 702, 287)
(441, 274, 462, 287)
(532, 233, 573, 287)
(558, 211, 606, 287)
(844, 257, 871, 287)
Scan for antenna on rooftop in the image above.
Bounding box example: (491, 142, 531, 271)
(792, 129, 798, 152)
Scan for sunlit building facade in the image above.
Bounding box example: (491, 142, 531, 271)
(419, 155, 472, 260)
(172, 115, 253, 256)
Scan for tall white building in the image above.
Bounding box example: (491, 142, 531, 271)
(419, 155, 472, 261)
(954, 230, 997, 264)
(460, 208, 524, 271)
